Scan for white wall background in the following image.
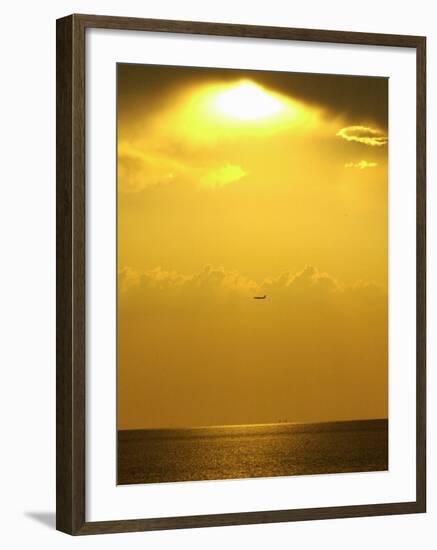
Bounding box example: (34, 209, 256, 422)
(0, 0, 435, 548)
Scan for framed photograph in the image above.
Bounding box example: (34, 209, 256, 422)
(56, 14, 426, 535)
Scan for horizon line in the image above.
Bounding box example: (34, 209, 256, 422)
(118, 417, 388, 432)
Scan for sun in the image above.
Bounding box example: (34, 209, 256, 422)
(214, 80, 284, 121)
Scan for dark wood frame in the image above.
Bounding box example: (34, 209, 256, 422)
(56, 13, 426, 535)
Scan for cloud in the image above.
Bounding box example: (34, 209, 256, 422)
(120, 264, 385, 312)
(120, 265, 257, 299)
(119, 142, 248, 193)
(336, 126, 388, 146)
(119, 266, 141, 293)
(118, 143, 182, 193)
(261, 265, 339, 295)
(201, 164, 247, 187)
(344, 160, 378, 170)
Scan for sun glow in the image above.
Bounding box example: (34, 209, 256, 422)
(164, 80, 319, 143)
(214, 81, 285, 121)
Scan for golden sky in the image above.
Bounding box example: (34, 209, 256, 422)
(117, 64, 388, 430)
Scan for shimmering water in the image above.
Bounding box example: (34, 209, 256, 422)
(117, 419, 388, 485)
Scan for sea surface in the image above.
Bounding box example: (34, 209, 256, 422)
(117, 419, 388, 485)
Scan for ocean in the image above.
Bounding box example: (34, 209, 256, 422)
(117, 419, 388, 485)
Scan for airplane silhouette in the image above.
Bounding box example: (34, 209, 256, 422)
(253, 295, 267, 300)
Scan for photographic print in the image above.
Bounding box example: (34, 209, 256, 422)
(116, 63, 389, 485)
(56, 15, 426, 534)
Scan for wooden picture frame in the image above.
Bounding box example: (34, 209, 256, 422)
(56, 13, 426, 535)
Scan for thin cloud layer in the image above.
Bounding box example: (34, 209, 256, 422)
(337, 126, 388, 146)
(120, 265, 258, 302)
(118, 143, 181, 193)
(345, 160, 378, 170)
(120, 264, 385, 312)
(201, 163, 247, 188)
